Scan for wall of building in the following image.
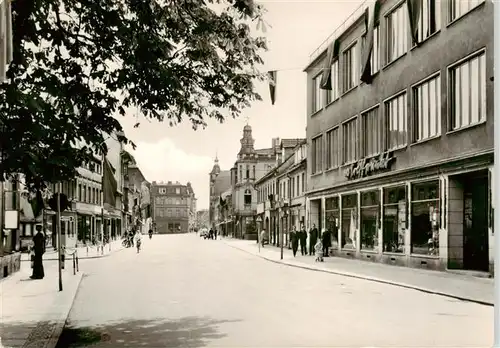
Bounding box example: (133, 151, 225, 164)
(306, 0, 493, 194)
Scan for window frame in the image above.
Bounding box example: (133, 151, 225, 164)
(311, 134, 324, 174)
(384, 0, 409, 65)
(341, 116, 359, 165)
(448, 0, 485, 24)
(312, 72, 323, 114)
(326, 59, 340, 104)
(413, 0, 441, 45)
(361, 105, 381, 158)
(342, 41, 358, 94)
(360, 25, 381, 76)
(384, 90, 408, 151)
(325, 126, 340, 170)
(411, 72, 442, 143)
(447, 48, 487, 132)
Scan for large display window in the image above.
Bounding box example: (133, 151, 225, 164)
(325, 197, 339, 248)
(341, 194, 357, 249)
(411, 180, 440, 256)
(360, 190, 380, 250)
(382, 186, 406, 253)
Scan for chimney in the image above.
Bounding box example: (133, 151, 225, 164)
(168, 181, 172, 184)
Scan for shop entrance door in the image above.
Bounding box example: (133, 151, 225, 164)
(463, 173, 489, 272)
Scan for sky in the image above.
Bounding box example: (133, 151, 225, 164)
(119, 1, 362, 210)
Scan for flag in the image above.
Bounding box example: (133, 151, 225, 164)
(29, 190, 45, 218)
(268, 71, 277, 105)
(0, 0, 13, 83)
(360, 0, 381, 84)
(102, 157, 117, 207)
(320, 40, 340, 90)
(407, 0, 422, 46)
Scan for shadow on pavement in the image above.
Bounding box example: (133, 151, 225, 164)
(55, 316, 242, 347)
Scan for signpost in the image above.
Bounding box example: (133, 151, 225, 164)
(256, 216, 262, 253)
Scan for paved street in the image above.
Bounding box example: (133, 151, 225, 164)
(57, 234, 493, 347)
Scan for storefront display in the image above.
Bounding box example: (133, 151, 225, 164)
(360, 190, 379, 250)
(410, 180, 440, 256)
(382, 186, 406, 253)
(325, 197, 339, 248)
(341, 194, 357, 249)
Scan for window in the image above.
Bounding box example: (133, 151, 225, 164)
(361, 26, 381, 74)
(78, 183, 82, 201)
(385, 93, 407, 150)
(301, 173, 305, 192)
(244, 189, 252, 205)
(326, 127, 339, 169)
(296, 175, 300, 196)
(383, 186, 407, 253)
(325, 197, 340, 248)
(449, 51, 486, 130)
(246, 165, 249, 179)
(83, 185, 87, 202)
(175, 188, 180, 194)
(413, 74, 441, 141)
(312, 74, 323, 113)
(342, 44, 357, 92)
(291, 177, 295, 197)
(239, 166, 242, 183)
(341, 194, 357, 249)
(411, 180, 440, 255)
(386, 2, 408, 64)
(311, 135, 323, 174)
(326, 60, 340, 103)
(159, 188, 166, 194)
(362, 107, 381, 157)
(253, 165, 256, 179)
(360, 190, 380, 250)
(342, 118, 358, 164)
(416, 0, 440, 43)
(176, 199, 180, 205)
(449, 0, 484, 22)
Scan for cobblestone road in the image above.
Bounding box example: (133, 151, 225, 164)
(57, 234, 493, 347)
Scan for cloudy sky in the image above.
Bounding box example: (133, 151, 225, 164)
(119, 1, 362, 210)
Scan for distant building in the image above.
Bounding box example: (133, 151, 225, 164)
(209, 156, 231, 228)
(195, 209, 209, 230)
(151, 181, 196, 234)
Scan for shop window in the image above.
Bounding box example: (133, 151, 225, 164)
(411, 180, 440, 255)
(360, 190, 380, 250)
(449, 50, 486, 131)
(325, 197, 340, 248)
(383, 185, 407, 253)
(341, 194, 358, 249)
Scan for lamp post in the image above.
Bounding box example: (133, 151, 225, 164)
(279, 199, 289, 260)
(256, 215, 262, 253)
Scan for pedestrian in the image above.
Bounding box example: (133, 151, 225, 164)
(134, 230, 142, 253)
(314, 238, 324, 262)
(31, 225, 45, 280)
(321, 228, 332, 257)
(290, 226, 299, 257)
(299, 224, 307, 255)
(214, 229, 218, 240)
(209, 228, 213, 240)
(260, 229, 266, 247)
(309, 223, 318, 256)
(129, 229, 135, 247)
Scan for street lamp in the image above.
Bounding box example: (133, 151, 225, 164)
(256, 215, 262, 253)
(279, 199, 289, 260)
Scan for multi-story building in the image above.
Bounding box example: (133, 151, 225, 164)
(305, 0, 493, 274)
(256, 140, 307, 246)
(209, 156, 231, 228)
(195, 209, 210, 231)
(151, 181, 195, 234)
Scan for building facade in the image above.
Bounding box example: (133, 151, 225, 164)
(151, 181, 195, 234)
(305, 0, 494, 274)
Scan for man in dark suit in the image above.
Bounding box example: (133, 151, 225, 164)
(299, 224, 307, 255)
(309, 224, 318, 256)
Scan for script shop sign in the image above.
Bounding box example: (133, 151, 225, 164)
(344, 152, 395, 180)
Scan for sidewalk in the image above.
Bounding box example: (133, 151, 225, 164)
(223, 238, 494, 306)
(0, 239, 124, 348)
(0, 259, 83, 348)
(21, 239, 125, 262)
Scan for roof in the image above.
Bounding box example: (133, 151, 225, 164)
(255, 152, 296, 186)
(255, 148, 275, 156)
(281, 138, 306, 149)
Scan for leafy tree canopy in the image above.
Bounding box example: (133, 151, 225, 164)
(0, 0, 268, 192)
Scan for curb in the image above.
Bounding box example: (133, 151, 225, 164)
(20, 246, 126, 262)
(224, 241, 494, 307)
(45, 272, 84, 348)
